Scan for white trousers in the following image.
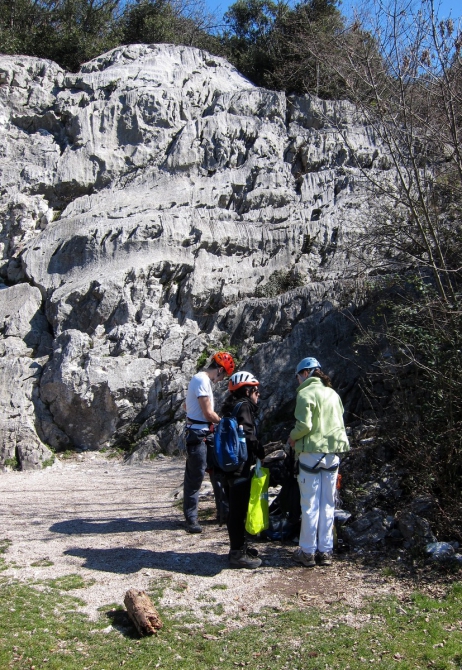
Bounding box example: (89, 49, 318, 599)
(297, 452, 339, 554)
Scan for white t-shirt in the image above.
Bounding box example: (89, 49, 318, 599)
(186, 371, 214, 427)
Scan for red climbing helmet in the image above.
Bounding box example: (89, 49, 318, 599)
(213, 351, 235, 376)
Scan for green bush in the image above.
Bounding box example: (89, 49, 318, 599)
(358, 277, 462, 538)
(255, 268, 304, 298)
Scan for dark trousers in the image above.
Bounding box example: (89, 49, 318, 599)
(225, 476, 252, 550)
(210, 469, 229, 525)
(183, 439, 208, 524)
(183, 431, 229, 523)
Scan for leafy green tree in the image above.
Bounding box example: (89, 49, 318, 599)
(357, 275, 462, 538)
(0, 0, 49, 55)
(0, 0, 122, 71)
(46, 0, 122, 71)
(267, 0, 347, 96)
(222, 0, 287, 86)
(340, 0, 462, 537)
(122, 0, 178, 44)
(121, 0, 222, 53)
(222, 0, 346, 95)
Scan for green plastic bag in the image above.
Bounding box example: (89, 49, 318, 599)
(245, 459, 270, 535)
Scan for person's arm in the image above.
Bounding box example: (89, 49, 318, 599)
(289, 393, 314, 442)
(235, 402, 264, 459)
(198, 396, 220, 424)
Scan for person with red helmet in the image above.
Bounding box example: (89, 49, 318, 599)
(219, 371, 265, 568)
(183, 351, 235, 534)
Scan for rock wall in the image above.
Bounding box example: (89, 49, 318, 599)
(0, 44, 389, 468)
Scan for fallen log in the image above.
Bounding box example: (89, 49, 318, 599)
(124, 589, 163, 636)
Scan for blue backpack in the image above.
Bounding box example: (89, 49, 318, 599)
(212, 402, 248, 472)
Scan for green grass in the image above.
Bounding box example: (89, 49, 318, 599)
(198, 506, 216, 520)
(30, 559, 54, 568)
(44, 574, 94, 591)
(42, 455, 55, 468)
(0, 575, 462, 669)
(57, 450, 76, 460)
(0, 539, 12, 571)
(0, 539, 12, 554)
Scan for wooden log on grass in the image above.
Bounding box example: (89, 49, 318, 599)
(124, 589, 163, 636)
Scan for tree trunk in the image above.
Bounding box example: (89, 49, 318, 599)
(124, 589, 163, 636)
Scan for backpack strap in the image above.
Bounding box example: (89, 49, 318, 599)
(230, 401, 244, 419)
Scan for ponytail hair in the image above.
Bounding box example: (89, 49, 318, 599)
(312, 369, 332, 388)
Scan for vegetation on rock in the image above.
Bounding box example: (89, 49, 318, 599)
(337, 1, 462, 539)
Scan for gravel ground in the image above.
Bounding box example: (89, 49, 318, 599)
(0, 452, 446, 629)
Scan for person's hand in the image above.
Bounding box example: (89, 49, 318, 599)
(287, 437, 295, 448)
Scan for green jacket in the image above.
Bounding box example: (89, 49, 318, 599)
(289, 377, 350, 455)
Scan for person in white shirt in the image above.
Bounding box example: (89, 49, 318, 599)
(183, 351, 235, 533)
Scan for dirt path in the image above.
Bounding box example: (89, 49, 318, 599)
(0, 453, 420, 628)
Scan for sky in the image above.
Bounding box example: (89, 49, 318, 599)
(204, 0, 461, 25)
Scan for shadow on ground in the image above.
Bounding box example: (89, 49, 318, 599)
(105, 607, 139, 638)
(50, 517, 182, 535)
(64, 547, 225, 576)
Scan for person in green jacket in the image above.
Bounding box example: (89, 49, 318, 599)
(288, 357, 350, 567)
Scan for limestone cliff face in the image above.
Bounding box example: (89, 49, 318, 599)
(0, 44, 387, 468)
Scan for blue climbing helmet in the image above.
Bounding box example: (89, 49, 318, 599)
(295, 357, 321, 376)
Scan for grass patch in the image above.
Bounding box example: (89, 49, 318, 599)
(211, 584, 228, 590)
(149, 575, 173, 602)
(31, 559, 54, 568)
(0, 577, 462, 669)
(42, 455, 55, 468)
(196, 347, 210, 371)
(198, 506, 216, 520)
(44, 574, 93, 591)
(172, 497, 183, 510)
(57, 450, 75, 460)
(0, 539, 12, 555)
(0, 538, 12, 571)
(382, 566, 396, 578)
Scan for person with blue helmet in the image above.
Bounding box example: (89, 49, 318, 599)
(288, 357, 350, 567)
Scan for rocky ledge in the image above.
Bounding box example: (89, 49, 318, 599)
(0, 44, 390, 469)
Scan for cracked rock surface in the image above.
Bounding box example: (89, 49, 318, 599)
(0, 44, 390, 467)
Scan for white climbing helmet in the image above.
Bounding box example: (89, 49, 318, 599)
(228, 371, 260, 392)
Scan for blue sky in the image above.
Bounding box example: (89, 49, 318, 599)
(205, 0, 461, 25)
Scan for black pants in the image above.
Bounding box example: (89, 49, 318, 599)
(183, 429, 228, 523)
(225, 475, 252, 550)
(183, 437, 208, 524)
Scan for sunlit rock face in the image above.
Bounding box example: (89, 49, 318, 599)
(0, 44, 387, 466)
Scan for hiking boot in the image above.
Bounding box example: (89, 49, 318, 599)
(186, 522, 203, 534)
(246, 545, 259, 558)
(229, 547, 262, 569)
(293, 547, 316, 568)
(228, 544, 259, 559)
(318, 552, 333, 566)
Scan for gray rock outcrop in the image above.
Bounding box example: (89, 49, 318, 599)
(0, 44, 391, 467)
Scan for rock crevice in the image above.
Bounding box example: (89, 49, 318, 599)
(0, 44, 390, 467)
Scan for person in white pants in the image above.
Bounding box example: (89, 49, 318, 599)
(298, 452, 340, 560)
(288, 357, 350, 567)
